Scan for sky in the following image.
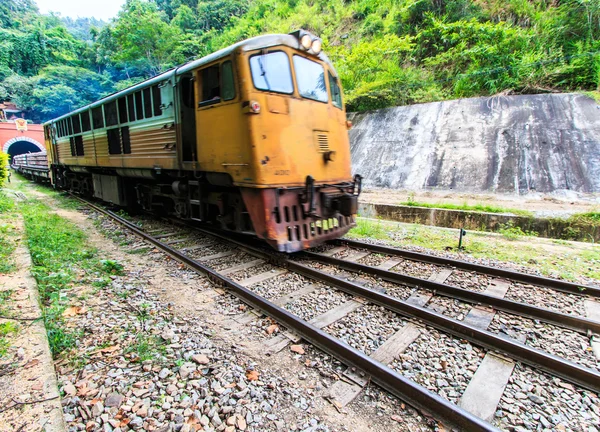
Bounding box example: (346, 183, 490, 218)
(35, 0, 125, 21)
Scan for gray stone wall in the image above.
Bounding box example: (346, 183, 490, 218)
(349, 93, 600, 194)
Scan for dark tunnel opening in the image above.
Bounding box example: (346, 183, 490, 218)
(5, 141, 42, 162)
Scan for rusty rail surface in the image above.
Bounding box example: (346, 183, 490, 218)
(302, 250, 600, 335)
(328, 238, 600, 297)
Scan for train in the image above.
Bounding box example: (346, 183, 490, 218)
(11, 152, 51, 183)
(16, 30, 361, 252)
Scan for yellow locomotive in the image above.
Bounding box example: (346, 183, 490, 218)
(43, 31, 361, 252)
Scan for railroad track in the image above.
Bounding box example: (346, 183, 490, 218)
(74, 196, 600, 431)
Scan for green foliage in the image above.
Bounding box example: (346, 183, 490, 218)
(399, 199, 534, 217)
(1, 0, 599, 121)
(0, 321, 19, 358)
(498, 221, 537, 240)
(349, 218, 390, 240)
(111, 0, 186, 74)
(0, 153, 8, 188)
(99, 259, 124, 275)
(20, 199, 97, 356)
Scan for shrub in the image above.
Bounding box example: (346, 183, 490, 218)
(0, 152, 8, 188)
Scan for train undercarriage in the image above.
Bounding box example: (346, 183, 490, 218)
(52, 165, 361, 252)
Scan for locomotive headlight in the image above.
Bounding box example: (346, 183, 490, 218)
(311, 39, 322, 54)
(300, 34, 312, 50)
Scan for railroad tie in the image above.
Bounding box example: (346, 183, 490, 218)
(321, 246, 347, 257)
(405, 269, 453, 308)
(219, 259, 264, 276)
(344, 250, 370, 262)
(229, 285, 321, 339)
(584, 300, 600, 361)
(375, 259, 402, 271)
(265, 299, 366, 354)
(153, 232, 180, 239)
(326, 269, 453, 408)
(328, 323, 422, 407)
(196, 250, 236, 262)
(458, 279, 516, 422)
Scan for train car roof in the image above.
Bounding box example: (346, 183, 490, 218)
(44, 33, 336, 126)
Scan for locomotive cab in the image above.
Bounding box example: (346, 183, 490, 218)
(186, 31, 360, 251)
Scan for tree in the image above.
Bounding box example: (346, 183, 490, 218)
(111, 0, 186, 75)
(26, 66, 114, 121)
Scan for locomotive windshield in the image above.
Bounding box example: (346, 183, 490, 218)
(250, 52, 293, 94)
(249, 49, 340, 106)
(293, 55, 328, 102)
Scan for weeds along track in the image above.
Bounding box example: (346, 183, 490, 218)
(74, 196, 600, 431)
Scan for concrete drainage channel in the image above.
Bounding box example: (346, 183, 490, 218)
(75, 195, 600, 432)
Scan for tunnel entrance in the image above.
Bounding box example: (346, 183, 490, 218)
(5, 140, 42, 162)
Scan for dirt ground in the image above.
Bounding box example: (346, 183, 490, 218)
(360, 188, 600, 217)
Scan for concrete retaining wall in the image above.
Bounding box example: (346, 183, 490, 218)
(359, 202, 600, 242)
(349, 93, 600, 194)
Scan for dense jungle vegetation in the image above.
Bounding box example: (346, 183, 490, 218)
(1, 0, 598, 121)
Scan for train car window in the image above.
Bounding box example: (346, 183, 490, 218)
(81, 111, 91, 132)
(75, 136, 84, 156)
(107, 129, 121, 154)
(92, 106, 104, 129)
(121, 126, 131, 154)
(152, 85, 162, 116)
(143, 87, 153, 118)
(69, 137, 76, 156)
(105, 101, 119, 127)
(293, 55, 328, 103)
(61, 120, 66, 137)
(67, 116, 74, 136)
(118, 97, 128, 124)
(181, 77, 194, 108)
(135, 91, 144, 120)
(249, 51, 293, 94)
(127, 94, 135, 122)
(199, 64, 220, 106)
(221, 61, 235, 101)
(72, 114, 81, 134)
(57, 121, 62, 137)
(328, 72, 342, 109)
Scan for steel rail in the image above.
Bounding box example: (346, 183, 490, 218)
(302, 251, 600, 335)
(328, 238, 600, 298)
(196, 228, 600, 394)
(75, 197, 497, 431)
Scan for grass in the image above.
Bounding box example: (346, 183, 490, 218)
(0, 191, 17, 274)
(584, 91, 600, 103)
(569, 211, 600, 224)
(348, 218, 600, 281)
(0, 321, 19, 358)
(351, 218, 389, 240)
(125, 333, 164, 362)
(399, 199, 534, 217)
(13, 192, 123, 358)
(0, 289, 18, 358)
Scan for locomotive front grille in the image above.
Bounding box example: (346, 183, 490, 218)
(315, 132, 330, 152)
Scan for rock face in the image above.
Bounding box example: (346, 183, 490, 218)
(349, 93, 600, 194)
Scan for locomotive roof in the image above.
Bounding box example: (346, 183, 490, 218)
(44, 33, 336, 126)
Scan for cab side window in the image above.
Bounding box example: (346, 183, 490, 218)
(221, 61, 235, 101)
(199, 65, 220, 107)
